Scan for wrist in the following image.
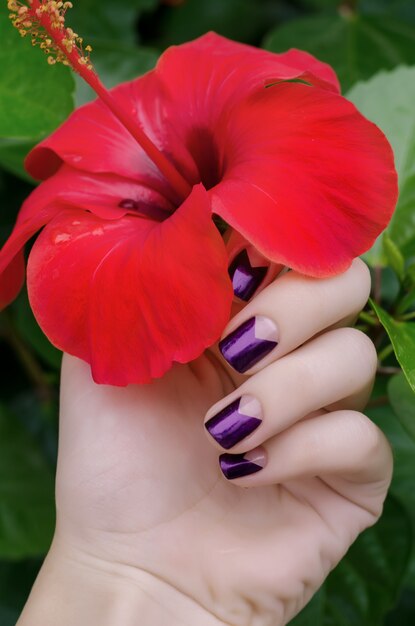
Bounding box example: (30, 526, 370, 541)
(18, 537, 224, 626)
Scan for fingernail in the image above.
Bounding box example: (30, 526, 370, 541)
(219, 447, 266, 480)
(205, 395, 262, 449)
(219, 316, 278, 373)
(228, 249, 268, 301)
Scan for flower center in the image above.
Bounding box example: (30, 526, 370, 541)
(118, 199, 172, 221)
(187, 127, 222, 190)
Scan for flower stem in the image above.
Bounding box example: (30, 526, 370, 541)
(377, 343, 394, 362)
(1, 311, 54, 404)
(81, 73, 192, 200)
(373, 266, 382, 304)
(358, 310, 378, 327)
(24, 0, 192, 200)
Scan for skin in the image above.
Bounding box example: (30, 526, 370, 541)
(17, 258, 392, 626)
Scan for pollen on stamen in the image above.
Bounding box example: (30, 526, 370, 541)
(8, 0, 94, 72)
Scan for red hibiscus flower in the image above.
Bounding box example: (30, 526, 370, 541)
(0, 21, 397, 385)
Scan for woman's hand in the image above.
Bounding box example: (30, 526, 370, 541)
(18, 258, 392, 626)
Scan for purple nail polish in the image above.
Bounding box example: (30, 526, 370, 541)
(220, 447, 266, 480)
(219, 316, 278, 373)
(228, 250, 267, 301)
(205, 395, 262, 449)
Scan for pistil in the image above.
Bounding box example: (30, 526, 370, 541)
(7, 0, 192, 200)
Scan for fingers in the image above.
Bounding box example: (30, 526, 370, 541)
(218, 257, 370, 375)
(205, 327, 377, 453)
(218, 410, 393, 510)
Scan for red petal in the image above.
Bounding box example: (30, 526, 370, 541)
(0, 201, 62, 301)
(156, 33, 340, 122)
(211, 82, 398, 276)
(27, 185, 233, 385)
(0, 165, 174, 305)
(0, 252, 25, 310)
(16, 165, 174, 221)
(26, 34, 339, 187)
(25, 71, 199, 196)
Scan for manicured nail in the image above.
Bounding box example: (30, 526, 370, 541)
(205, 395, 262, 449)
(219, 316, 278, 373)
(219, 447, 266, 480)
(228, 249, 268, 301)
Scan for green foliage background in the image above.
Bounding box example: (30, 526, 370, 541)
(1, 0, 415, 623)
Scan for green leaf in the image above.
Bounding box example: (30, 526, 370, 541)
(0, 139, 35, 181)
(0, 10, 74, 140)
(383, 233, 405, 281)
(388, 373, 415, 442)
(0, 404, 54, 558)
(264, 8, 415, 92)
(153, 0, 285, 48)
(289, 496, 411, 625)
(69, 0, 158, 42)
(12, 290, 62, 371)
(370, 299, 415, 391)
(0, 171, 35, 237)
(385, 588, 415, 625)
(367, 382, 415, 588)
(328, 496, 411, 624)
(0, 559, 41, 625)
(347, 67, 415, 266)
(288, 589, 325, 625)
(396, 286, 415, 315)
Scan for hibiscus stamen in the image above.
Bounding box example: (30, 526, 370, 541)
(8, 0, 192, 200)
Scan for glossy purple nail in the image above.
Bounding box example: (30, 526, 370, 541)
(228, 249, 267, 301)
(219, 316, 278, 373)
(205, 395, 262, 449)
(220, 447, 266, 480)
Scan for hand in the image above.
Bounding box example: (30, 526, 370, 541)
(18, 259, 392, 626)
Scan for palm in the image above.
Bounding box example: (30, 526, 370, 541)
(56, 351, 378, 625)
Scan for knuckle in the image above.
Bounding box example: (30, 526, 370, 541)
(350, 258, 372, 304)
(349, 410, 386, 459)
(288, 354, 316, 397)
(338, 328, 378, 376)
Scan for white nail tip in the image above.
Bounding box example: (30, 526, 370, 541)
(254, 315, 278, 342)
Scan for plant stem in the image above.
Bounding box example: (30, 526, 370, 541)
(398, 311, 415, 322)
(1, 313, 53, 404)
(377, 343, 394, 362)
(359, 310, 378, 327)
(27, 0, 192, 201)
(377, 365, 401, 376)
(367, 395, 389, 409)
(373, 266, 382, 304)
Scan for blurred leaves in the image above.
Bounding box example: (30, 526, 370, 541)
(264, 1, 415, 92)
(69, 0, 158, 42)
(368, 381, 415, 587)
(325, 496, 411, 625)
(0, 139, 35, 181)
(11, 291, 62, 371)
(289, 496, 412, 625)
(147, 0, 294, 49)
(0, 0, 415, 624)
(347, 66, 415, 266)
(69, 0, 159, 105)
(0, 560, 41, 626)
(383, 234, 405, 282)
(0, 12, 74, 140)
(389, 373, 415, 443)
(371, 300, 415, 391)
(0, 404, 54, 559)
